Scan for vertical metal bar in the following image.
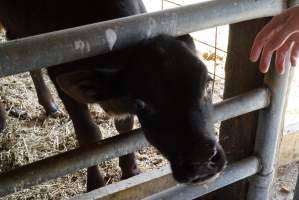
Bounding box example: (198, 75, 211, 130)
(247, 3, 297, 197)
(294, 177, 299, 200)
(211, 26, 218, 94)
(287, 0, 299, 198)
(294, 134, 299, 200)
(247, 50, 291, 200)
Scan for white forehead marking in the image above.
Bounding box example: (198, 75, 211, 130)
(105, 29, 117, 51)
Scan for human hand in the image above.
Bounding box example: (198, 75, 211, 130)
(250, 6, 299, 74)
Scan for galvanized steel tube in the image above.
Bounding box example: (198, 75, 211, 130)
(283, 2, 299, 200)
(0, 0, 284, 77)
(144, 156, 260, 200)
(294, 176, 299, 200)
(213, 87, 270, 122)
(0, 129, 149, 197)
(247, 57, 292, 199)
(72, 156, 260, 200)
(0, 87, 270, 197)
(248, 0, 298, 199)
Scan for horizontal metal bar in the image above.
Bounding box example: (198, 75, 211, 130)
(145, 156, 260, 200)
(72, 164, 176, 200)
(71, 156, 260, 200)
(0, 129, 149, 197)
(0, 0, 284, 77)
(213, 87, 271, 122)
(0, 87, 270, 197)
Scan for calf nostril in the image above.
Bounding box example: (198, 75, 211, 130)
(209, 149, 221, 163)
(207, 161, 217, 170)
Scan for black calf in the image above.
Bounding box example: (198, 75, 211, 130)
(0, 0, 226, 190)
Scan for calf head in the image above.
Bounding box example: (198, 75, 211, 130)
(57, 35, 227, 183)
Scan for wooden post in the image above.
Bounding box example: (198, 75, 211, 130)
(198, 18, 270, 200)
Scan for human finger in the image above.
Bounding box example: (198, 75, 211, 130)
(275, 39, 293, 74)
(291, 42, 299, 67)
(250, 17, 285, 62)
(259, 27, 296, 72)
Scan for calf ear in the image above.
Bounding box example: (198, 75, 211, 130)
(56, 70, 121, 103)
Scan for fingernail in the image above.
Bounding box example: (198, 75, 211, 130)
(278, 68, 285, 75)
(260, 66, 267, 74)
(250, 54, 257, 62)
(291, 56, 297, 67)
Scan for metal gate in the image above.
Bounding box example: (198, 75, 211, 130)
(0, 0, 297, 199)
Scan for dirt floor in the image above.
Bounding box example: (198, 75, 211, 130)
(1, 1, 299, 200)
(273, 162, 299, 200)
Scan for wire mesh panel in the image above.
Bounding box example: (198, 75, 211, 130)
(143, 0, 228, 133)
(157, 0, 228, 104)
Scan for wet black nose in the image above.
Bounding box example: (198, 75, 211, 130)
(171, 145, 227, 183)
(207, 146, 226, 170)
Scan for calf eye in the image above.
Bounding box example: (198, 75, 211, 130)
(134, 99, 155, 116)
(135, 99, 147, 111)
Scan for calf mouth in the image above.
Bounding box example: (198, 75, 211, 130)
(188, 161, 227, 185)
(172, 162, 226, 185)
(189, 172, 221, 185)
